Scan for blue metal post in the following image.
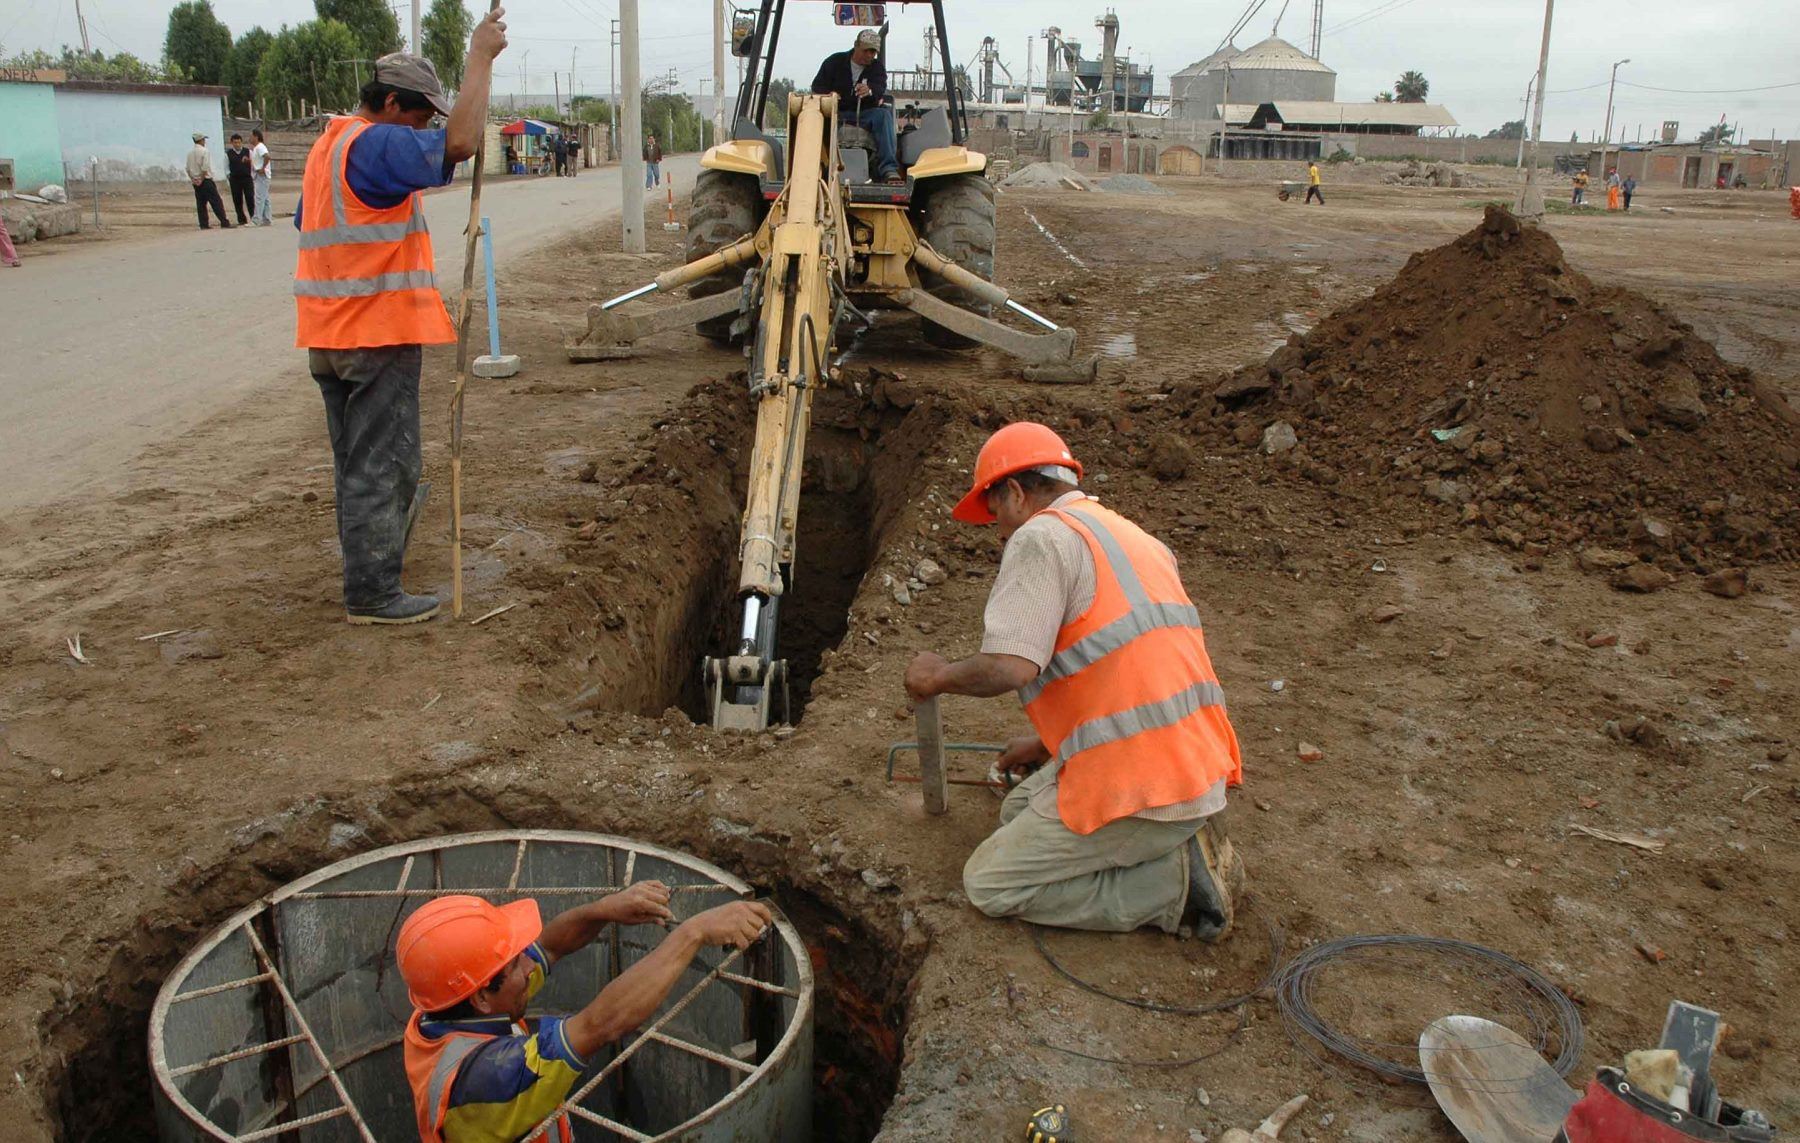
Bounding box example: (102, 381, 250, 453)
(481, 215, 501, 359)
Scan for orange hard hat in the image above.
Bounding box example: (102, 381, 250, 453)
(395, 895, 542, 1011)
(952, 422, 1084, 524)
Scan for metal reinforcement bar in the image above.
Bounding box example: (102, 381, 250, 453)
(167, 1033, 309, 1079)
(522, 947, 749, 1143)
(243, 922, 376, 1143)
(617, 940, 798, 998)
(287, 884, 736, 901)
(645, 1029, 756, 1075)
(565, 1104, 653, 1141)
(168, 972, 275, 1004)
(235, 1105, 351, 1140)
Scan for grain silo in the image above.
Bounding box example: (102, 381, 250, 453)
(1171, 43, 1241, 120)
(1218, 35, 1336, 107)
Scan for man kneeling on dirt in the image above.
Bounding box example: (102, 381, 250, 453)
(904, 423, 1247, 940)
(398, 887, 771, 1141)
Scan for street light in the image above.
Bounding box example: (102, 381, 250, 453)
(1602, 58, 1630, 146)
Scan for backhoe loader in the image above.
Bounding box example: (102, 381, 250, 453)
(571, 2, 1094, 730)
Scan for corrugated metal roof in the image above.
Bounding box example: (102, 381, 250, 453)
(1219, 101, 1459, 127)
(1172, 44, 1241, 79)
(1226, 36, 1335, 74)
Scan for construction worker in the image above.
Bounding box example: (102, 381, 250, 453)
(294, 10, 507, 625)
(1572, 168, 1589, 206)
(1305, 159, 1324, 205)
(812, 28, 902, 182)
(904, 423, 1247, 940)
(398, 888, 773, 1142)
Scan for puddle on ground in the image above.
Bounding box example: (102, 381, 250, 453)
(1100, 332, 1138, 359)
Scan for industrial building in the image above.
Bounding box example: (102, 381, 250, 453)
(1042, 11, 1154, 113)
(1173, 36, 1336, 118)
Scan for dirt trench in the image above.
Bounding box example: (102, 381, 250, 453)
(38, 377, 976, 1143)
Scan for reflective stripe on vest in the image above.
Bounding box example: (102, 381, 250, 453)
(1018, 501, 1242, 835)
(294, 116, 454, 348)
(425, 1036, 485, 1137)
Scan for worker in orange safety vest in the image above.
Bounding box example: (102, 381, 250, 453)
(294, 10, 507, 625)
(905, 422, 1247, 939)
(397, 889, 773, 1142)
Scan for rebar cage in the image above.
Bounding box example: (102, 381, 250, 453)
(150, 830, 814, 1142)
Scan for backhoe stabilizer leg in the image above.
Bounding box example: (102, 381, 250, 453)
(896, 288, 1098, 382)
(567, 290, 743, 359)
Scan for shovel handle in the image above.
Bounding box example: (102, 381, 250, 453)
(914, 696, 949, 815)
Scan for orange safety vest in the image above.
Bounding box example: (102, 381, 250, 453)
(1019, 502, 1243, 835)
(403, 1012, 573, 1143)
(294, 116, 455, 349)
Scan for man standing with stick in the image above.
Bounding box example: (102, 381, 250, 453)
(293, 9, 508, 625)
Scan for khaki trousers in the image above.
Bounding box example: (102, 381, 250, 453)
(962, 764, 1203, 933)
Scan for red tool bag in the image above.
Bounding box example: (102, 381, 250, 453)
(1558, 1070, 1776, 1143)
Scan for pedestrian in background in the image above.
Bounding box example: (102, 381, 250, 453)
(186, 132, 231, 230)
(1606, 167, 1622, 211)
(1305, 159, 1325, 205)
(0, 207, 21, 267)
(566, 134, 579, 177)
(552, 132, 567, 176)
(225, 133, 255, 225)
(1571, 169, 1588, 206)
(1622, 174, 1636, 212)
(250, 129, 273, 225)
(644, 132, 663, 187)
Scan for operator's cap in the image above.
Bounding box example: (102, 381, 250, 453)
(855, 28, 881, 49)
(192, 132, 207, 142)
(374, 51, 453, 116)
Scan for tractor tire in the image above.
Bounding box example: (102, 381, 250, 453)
(685, 169, 764, 342)
(913, 173, 997, 349)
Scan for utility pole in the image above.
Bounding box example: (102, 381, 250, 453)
(621, 0, 645, 252)
(1602, 57, 1630, 147)
(74, 0, 91, 53)
(611, 20, 620, 160)
(714, 0, 728, 146)
(1516, 0, 1554, 219)
(411, 0, 421, 54)
(1516, 74, 1534, 170)
(1215, 62, 1231, 173)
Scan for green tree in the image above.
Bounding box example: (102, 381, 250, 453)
(761, 76, 796, 127)
(421, 0, 473, 88)
(572, 95, 612, 125)
(315, 0, 401, 62)
(1484, 118, 1524, 140)
(164, 1, 232, 84)
(3, 45, 178, 82)
(257, 19, 361, 114)
(1374, 91, 1395, 103)
(1394, 70, 1429, 103)
(1696, 123, 1731, 145)
(223, 27, 273, 111)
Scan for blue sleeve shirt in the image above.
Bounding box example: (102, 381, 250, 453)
(295, 124, 458, 227)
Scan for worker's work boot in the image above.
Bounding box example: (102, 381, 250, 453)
(346, 592, 440, 626)
(1178, 815, 1246, 942)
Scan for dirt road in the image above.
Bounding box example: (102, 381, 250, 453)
(0, 156, 698, 513)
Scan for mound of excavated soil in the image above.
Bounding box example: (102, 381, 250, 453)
(998, 161, 1097, 191)
(1193, 205, 1800, 569)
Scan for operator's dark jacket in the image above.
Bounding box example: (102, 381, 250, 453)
(811, 50, 888, 115)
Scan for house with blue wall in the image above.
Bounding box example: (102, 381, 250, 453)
(0, 72, 227, 189)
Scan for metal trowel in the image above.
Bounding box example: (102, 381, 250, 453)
(1419, 1015, 1578, 1143)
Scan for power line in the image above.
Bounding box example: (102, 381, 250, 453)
(1619, 78, 1800, 95)
(1323, 0, 1426, 37)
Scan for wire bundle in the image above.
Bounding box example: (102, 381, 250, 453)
(1274, 934, 1584, 1088)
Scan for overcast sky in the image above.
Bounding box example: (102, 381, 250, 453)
(4, 0, 1796, 141)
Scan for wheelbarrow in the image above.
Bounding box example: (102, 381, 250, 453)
(1276, 180, 1306, 202)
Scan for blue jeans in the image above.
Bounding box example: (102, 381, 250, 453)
(847, 105, 898, 178)
(645, 161, 661, 187)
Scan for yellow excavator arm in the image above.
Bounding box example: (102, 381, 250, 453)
(703, 93, 847, 731)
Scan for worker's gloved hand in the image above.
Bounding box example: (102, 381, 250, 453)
(998, 734, 1049, 781)
(471, 6, 508, 61)
(603, 879, 674, 927)
(686, 900, 776, 950)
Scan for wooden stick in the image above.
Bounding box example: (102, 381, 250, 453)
(914, 696, 949, 815)
(450, 0, 503, 618)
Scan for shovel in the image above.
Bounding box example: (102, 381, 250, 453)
(1419, 1016, 1577, 1143)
